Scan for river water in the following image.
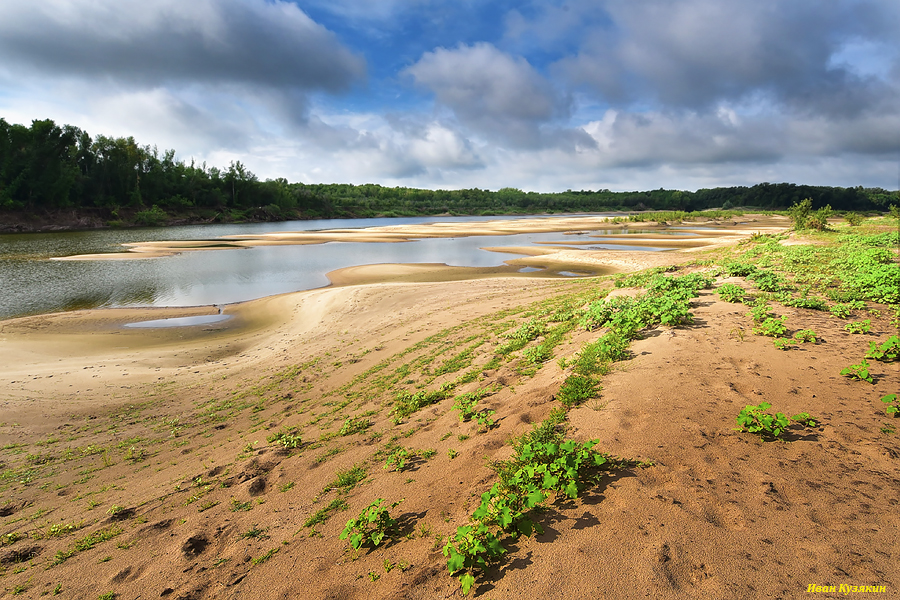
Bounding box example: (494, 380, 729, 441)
(0, 214, 676, 320)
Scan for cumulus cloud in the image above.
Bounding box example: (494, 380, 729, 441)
(0, 0, 365, 92)
(552, 0, 900, 117)
(404, 43, 573, 147)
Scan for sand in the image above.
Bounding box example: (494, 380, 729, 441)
(1, 214, 898, 599)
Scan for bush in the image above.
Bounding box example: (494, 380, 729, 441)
(717, 283, 746, 303)
(557, 375, 601, 407)
(340, 499, 403, 550)
(133, 205, 168, 227)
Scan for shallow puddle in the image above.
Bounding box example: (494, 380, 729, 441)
(124, 314, 232, 328)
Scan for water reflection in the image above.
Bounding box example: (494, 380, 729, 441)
(0, 214, 682, 319)
(124, 315, 232, 328)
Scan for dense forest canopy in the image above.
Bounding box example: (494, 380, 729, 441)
(1, 118, 896, 229)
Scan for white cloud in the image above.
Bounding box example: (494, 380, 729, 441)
(404, 42, 569, 146)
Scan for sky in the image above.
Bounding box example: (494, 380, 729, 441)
(0, 0, 898, 193)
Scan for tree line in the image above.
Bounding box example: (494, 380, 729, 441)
(0, 117, 896, 229)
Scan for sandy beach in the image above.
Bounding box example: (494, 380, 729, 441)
(1, 214, 898, 599)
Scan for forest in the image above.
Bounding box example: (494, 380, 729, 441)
(1, 117, 897, 231)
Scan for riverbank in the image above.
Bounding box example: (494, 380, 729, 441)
(1, 216, 898, 599)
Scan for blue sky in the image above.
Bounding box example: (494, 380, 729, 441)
(0, 0, 898, 192)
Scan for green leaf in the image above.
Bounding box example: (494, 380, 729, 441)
(525, 489, 545, 508)
(446, 548, 465, 573)
(459, 573, 475, 595)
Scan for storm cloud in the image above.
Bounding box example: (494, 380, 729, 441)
(0, 0, 365, 92)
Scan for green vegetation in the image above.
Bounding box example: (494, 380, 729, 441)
(383, 447, 413, 472)
(844, 320, 871, 334)
(840, 359, 874, 384)
(735, 403, 818, 440)
(52, 526, 124, 566)
(792, 329, 817, 343)
(266, 427, 302, 449)
(391, 385, 453, 424)
(304, 499, 349, 528)
(452, 389, 496, 428)
(326, 464, 367, 492)
(251, 548, 279, 565)
(340, 498, 403, 550)
(339, 416, 371, 436)
(443, 410, 642, 595)
(866, 336, 900, 362)
(716, 283, 747, 303)
(788, 198, 833, 231)
(882, 394, 898, 417)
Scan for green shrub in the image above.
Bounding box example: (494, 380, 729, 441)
(753, 316, 788, 337)
(340, 499, 403, 550)
(788, 198, 813, 230)
(391, 384, 452, 423)
(133, 205, 168, 227)
(782, 295, 826, 311)
(267, 428, 302, 449)
(339, 417, 371, 437)
(716, 283, 746, 303)
(866, 336, 900, 362)
(840, 359, 874, 384)
(557, 375, 601, 407)
(735, 403, 789, 440)
(882, 394, 898, 417)
(844, 320, 871, 334)
(844, 213, 863, 226)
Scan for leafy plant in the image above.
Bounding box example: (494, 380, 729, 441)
(792, 329, 817, 343)
(443, 410, 640, 595)
(790, 413, 819, 428)
(452, 390, 496, 429)
(753, 316, 788, 337)
(773, 338, 796, 351)
(391, 384, 452, 423)
(716, 283, 746, 303)
(735, 403, 789, 440)
(840, 359, 874, 384)
(1, 532, 22, 546)
(747, 300, 774, 323)
(383, 447, 412, 472)
(557, 375, 601, 407)
(844, 320, 871, 334)
(782, 295, 827, 311)
(338, 416, 370, 436)
(267, 428, 302, 449)
(882, 394, 898, 417)
(340, 498, 403, 550)
(747, 269, 785, 292)
(444, 523, 507, 595)
(866, 336, 900, 362)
